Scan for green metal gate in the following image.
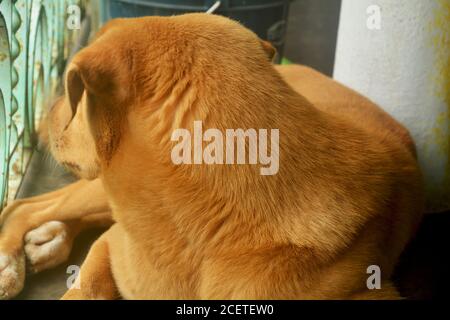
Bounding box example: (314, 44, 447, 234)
(0, 0, 85, 208)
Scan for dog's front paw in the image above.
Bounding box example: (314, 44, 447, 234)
(0, 251, 25, 300)
(25, 221, 73, 274)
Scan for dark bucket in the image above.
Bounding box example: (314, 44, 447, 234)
(103, 0, 291, 62)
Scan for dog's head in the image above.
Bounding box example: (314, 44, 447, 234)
(48, 13, 277, 180)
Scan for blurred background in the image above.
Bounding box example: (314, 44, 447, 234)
(0, 0, 448, 299)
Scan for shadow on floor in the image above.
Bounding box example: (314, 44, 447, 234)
(393, 212, 449, 300)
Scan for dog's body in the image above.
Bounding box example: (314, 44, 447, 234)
(0, 14, 423, 300)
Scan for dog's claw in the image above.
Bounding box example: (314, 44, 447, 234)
(0, 251, 25, 300)
(24, 221, 72, 274)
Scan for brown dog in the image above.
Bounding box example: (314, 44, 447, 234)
(0, 14, 423, 299)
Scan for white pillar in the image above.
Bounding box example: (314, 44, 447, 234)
(334, 0, 450, 212)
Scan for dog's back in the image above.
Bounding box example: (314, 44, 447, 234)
(275, 64, 424, 298)
(276, 65, 417, 157)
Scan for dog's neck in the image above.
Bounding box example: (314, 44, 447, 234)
(100, 84, 345, 252)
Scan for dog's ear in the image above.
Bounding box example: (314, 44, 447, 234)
(260, 40, 277, 62)
(65, 53, 119, 119)
(65, 64, 85, 120)
(65, 44, 128, 162)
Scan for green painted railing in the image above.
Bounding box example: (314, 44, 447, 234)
(0, 0, 85, 208)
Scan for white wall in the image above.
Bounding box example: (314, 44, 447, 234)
(334, 0, 450, 212)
